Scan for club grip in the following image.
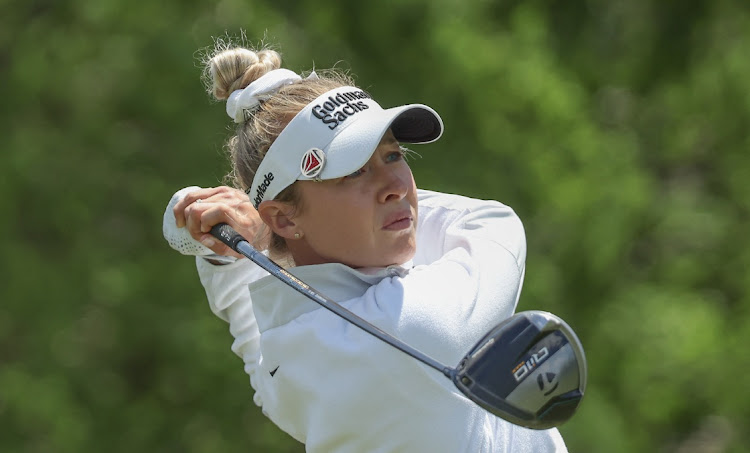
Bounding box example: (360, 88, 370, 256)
(210, 223, 247, 251)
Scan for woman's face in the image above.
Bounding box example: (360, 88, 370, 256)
(290, 130, 418, 268)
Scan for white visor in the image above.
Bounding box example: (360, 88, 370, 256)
(248, 86, 443, 208)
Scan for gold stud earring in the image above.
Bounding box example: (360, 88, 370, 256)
(294, 232, 301, 239)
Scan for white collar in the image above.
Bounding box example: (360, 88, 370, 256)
(249, 261, 412, 332)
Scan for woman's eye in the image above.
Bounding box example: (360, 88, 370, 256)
(344, 167, 366, 178)
(386, 151, 404, 162)
(343, 150, 403, 180)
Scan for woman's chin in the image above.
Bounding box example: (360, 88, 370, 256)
(384, 244, 417, 267)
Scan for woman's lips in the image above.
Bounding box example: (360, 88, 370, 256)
(383, 210, 413, 230)
(384, 218, 412, 231)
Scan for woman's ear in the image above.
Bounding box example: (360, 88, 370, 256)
(258, 201, 298, 239)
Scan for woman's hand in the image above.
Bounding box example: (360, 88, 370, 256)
(172, 186, 270, 258)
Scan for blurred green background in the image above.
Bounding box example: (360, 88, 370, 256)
(2, 0, 749, 451)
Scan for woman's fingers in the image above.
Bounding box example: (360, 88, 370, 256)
(199, 233, 242, 258)
(173, 187, 225, 228)
(169, 186, 270, 257)
(177, 187, 267, 256)
(182, 205, 241, 257)
(197, 205, 237, 234)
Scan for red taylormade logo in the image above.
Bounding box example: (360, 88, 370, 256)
(301, 148, 325, 178)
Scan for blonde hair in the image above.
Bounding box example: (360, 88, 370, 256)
(202, 41, 354, 258)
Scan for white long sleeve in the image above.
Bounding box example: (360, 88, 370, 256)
(414, 189, 526, 270)
(195, 257, 268, 406)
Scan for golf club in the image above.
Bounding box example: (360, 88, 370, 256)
(211, 223, 587, 429)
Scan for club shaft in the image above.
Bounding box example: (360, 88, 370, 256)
(233, 240, 452, 377)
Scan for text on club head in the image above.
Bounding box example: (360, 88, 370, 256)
(512, 347, 550, 382)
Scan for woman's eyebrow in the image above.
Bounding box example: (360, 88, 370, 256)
(381, 136, 399, 146)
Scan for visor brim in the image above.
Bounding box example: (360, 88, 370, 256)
(317, 104, 443, 181)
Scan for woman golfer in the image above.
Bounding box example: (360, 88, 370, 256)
(168, 44, 568, 452)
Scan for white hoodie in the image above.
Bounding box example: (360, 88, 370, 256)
(196, 190, 567, 452)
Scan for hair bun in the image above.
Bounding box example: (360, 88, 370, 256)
(206, 47, 282, 101)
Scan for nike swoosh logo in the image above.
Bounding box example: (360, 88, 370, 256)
(270, 366, 279, 377)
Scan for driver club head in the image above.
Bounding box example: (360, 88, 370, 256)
(452, 310, 587, 430)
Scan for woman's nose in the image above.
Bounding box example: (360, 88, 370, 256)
(377, 166, 409, 203)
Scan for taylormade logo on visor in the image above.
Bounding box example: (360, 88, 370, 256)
(311, 90, 372, 130)
(253, 172, 274, 208)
